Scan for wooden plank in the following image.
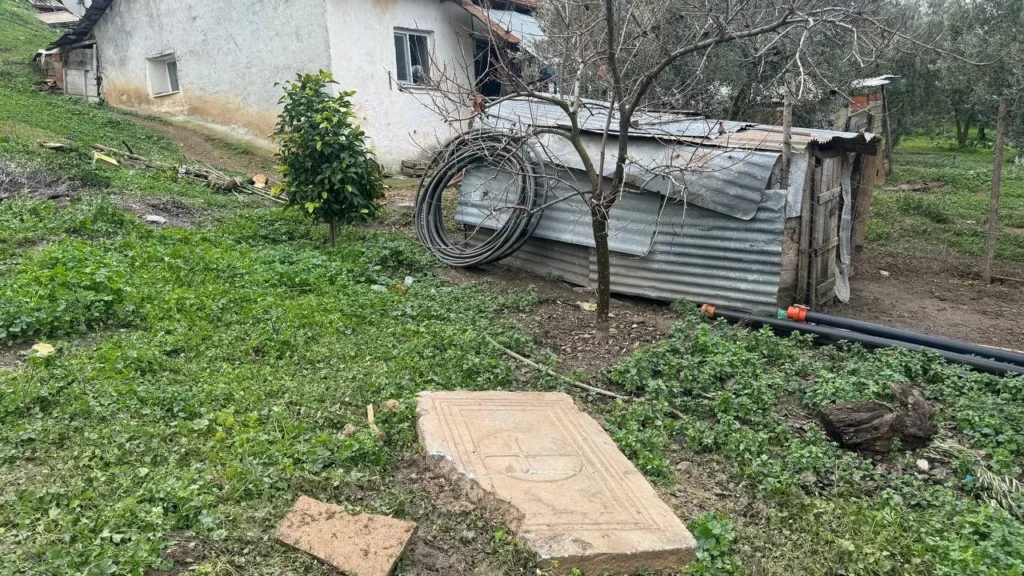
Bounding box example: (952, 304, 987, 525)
(815, 277, 838, 304)
(795, 151, 818, 304)
(817, 186, 842, 205)
(777, 217, 802, 307)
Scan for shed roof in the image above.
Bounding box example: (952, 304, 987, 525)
(851, 75, 899, 89)
(485, 97, 880, 154)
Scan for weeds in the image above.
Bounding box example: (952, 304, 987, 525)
(603, 306, 1024, 574)
(870, 136, 1024, 262)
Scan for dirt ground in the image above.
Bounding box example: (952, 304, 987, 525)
(825, 251, 1024, 351)
(119, 114, 279, 180)
(435, 265, 677, 376)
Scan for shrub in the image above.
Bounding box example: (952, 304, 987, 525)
(272, 71, 385, 245)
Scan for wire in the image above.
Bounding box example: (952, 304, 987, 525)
(414, 130, 548, 267)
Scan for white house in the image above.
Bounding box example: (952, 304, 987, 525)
(48, 0, 543, 171)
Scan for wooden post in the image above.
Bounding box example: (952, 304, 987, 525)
(881, 84, 894, 176)
(796, 149, 817, 303)
(984, 98, 1007, 285)
(780, 73, 795, 188)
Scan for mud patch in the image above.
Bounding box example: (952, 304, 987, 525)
(145, 533, 216, 576)
(828, 251, 1024, 351)
(661, 453, 745, 522)
(0, 341, 32, 371)
(118, 114, 279, 180)
(393, 457, 522, 575)
(435, 265, 676, 376)
(0, 161, 78, 205)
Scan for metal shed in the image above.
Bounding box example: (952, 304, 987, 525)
(456, 98, 880, 313)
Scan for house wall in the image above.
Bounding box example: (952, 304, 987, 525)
(93, 0, 332, 139)
(324, 0, 476, 170)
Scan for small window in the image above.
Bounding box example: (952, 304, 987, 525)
(147, 54, 180, 97)
(394, 29, 431, 85)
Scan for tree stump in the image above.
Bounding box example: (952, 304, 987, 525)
(819, 383, 937, 453)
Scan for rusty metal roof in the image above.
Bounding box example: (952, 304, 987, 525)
(49, 0, 110, 46)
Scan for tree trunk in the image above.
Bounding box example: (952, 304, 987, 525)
(820, 384, 937, 453)
(956, 112, 973, 148)
(592, 203, 612, 343)
(978, 124, 987, 141)
(727, 83, 751, 121)
(329, 217, 338, 246)
(984, 99, 1007, 284)
(780, 73, 794, 189)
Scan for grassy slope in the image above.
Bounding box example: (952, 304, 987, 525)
(0, 5, 1023, 575)
(870, 136, 1024, 264)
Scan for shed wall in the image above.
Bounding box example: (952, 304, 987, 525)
(464, 167, 789, 313)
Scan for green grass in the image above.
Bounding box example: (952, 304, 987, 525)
(869, 136, 1024, 263)
(607, 308, 1024, 575)
(1, 5, 1023, 575)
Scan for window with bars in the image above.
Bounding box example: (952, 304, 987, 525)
(394, 29, 431, 85)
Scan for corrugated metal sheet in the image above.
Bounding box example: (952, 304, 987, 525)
(485, 97, 880, 154)
(485, 9, 545, 51)
(27, 0, 65, 9)
(600, 189, 787, 312)
(458, 165, 662, 256)
(486, 98, 749, 139)
(458, 163, 788, 312)
(851, 75, 899, 89)
(533, 133, 780, 220)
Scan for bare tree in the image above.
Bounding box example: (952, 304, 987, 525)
(415, 0, 920, 341)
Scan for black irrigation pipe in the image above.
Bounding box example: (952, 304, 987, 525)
(702, 305, 1024, 377)
(413, 130, 547, 267)
(783, 306, 1024, 367)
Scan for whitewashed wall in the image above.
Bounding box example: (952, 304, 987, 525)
(324, 0, 476, 170)
(91, 0, 477, 171)
(93, 0, 333, 139)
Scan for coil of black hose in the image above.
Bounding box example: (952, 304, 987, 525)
(413, 130, 546, 267)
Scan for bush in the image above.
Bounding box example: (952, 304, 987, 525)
(272, 71, 384, 245)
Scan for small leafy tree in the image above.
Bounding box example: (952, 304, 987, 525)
(273, 71, 384, 245)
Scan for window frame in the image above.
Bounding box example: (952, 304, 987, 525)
(393, 28, 433, 87)
(146, 53, 180, 98)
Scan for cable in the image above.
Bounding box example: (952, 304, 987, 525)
(414, 130, 547, 267)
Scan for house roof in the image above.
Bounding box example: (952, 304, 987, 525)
(49, 0, 110, 47)
(851, 74, 899, 89)
(26, 0, 66, 10)
(459, 0, 546, 50)
(36, 10, 79, 27)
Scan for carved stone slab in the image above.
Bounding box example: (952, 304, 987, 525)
(416, 391, 696, 575)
